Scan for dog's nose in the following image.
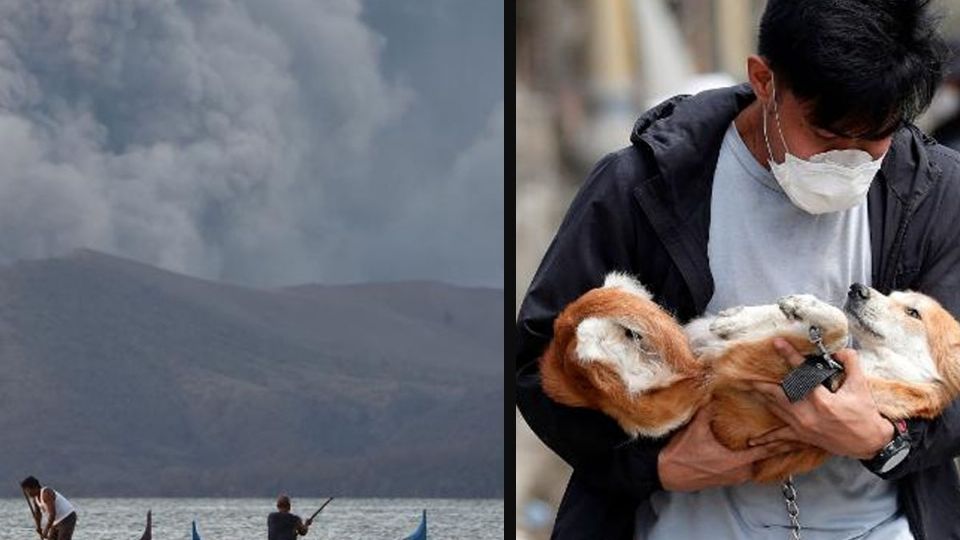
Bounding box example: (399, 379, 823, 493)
(849, 283, 870, 301)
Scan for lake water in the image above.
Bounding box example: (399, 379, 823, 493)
(0, 498, 503, 540)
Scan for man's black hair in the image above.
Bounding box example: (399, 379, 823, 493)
(20, 476, 40, 489)
(759, 0, 949, 139)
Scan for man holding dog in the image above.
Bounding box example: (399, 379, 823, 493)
(517, 0, 960, 538)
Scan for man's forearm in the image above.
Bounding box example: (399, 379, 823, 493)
(42, 506, 56, 537)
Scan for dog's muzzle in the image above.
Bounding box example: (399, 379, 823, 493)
(847, 283, 870, 304)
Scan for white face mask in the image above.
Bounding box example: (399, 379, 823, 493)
(762, 83, 884, 215)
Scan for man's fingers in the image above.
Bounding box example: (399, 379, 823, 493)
(772, 339, 838, 401)
(693, 401, 716, 420)
(753, 382, 791, 416)
(771, 337, 839, 400)
(754, 382, 797, 412)
(748, 425, 798, 447)
(728, 464, 755, 485)
(774, 338, 806, 367)
(752, 381, 783, 399)
(686, 401, 717, 432)
(833, 348, 862, 379)
(745, 440, 805, 462)
(754, 383, 813, 430)
(756, 379, 827, 418)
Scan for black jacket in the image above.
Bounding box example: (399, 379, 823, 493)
(516, 84, 960, 540)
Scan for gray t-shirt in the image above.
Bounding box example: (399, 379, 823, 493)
(637, 122, 911, 539)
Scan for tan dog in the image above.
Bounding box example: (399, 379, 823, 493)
(539, 272, 960, 482)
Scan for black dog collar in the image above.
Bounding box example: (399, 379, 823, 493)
(780, 326, 845, 403)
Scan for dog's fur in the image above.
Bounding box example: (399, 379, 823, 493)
(539, 273, 960, 482)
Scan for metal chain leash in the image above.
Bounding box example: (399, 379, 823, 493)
(778, 325, 840, 540)
(782, 475, 801, 540)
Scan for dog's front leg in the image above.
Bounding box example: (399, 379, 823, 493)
(708, 304, 787, 340)
(868, 377, 947, 420)
(777, 294, 850, 350)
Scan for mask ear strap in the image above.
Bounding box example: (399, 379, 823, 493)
(763, 102, 777, 165)
(773, 89, 790, 154)
(766, 75, 791, 161)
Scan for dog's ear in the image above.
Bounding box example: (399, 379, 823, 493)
(603, 272, 652, 300)
(933, 335, 960, 396)
(920, 300, 960, 396)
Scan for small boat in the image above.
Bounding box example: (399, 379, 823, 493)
(139, 510, 151, 540)
(192, 520, 203, 540)
(402, 509, 427, 540)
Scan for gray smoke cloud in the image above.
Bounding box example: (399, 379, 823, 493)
(0, 0, 503, 288)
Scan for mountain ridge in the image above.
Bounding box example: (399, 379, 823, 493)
(0, 250, 503, 497)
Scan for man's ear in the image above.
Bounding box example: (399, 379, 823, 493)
(747, 55, 774, 104)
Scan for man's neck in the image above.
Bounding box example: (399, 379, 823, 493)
(734, 100, 772, 171)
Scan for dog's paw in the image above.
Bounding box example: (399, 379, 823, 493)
(778, 294, 812, 321)
(779, 294, 823, 320)
(708, 305, 787, 340)
(717, 306, 745, 318)
(709, 306, 747, 338)
(778, 294, 846, 330)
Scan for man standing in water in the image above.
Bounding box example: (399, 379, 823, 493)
(20, 476, 77, 540)
(268, 494, 313, 540)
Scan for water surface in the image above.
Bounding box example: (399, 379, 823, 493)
(0, 497, 503, 539)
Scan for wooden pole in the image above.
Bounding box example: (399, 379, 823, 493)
(21, 488, 43, 539)
(308, 497, 335, 521)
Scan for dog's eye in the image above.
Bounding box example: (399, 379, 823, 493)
(624, 328, 642, 341)
(905, 307, 922, 320)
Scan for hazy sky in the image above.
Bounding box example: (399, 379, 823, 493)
(0, 0, 503, 288)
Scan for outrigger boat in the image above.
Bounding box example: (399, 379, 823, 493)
(402, 509, 427, 540)
(136, 512, 201, 540)
(139, 510, 151, 540)
(131, 498, 373, 540)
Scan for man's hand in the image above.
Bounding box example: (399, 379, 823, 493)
(748, 340, 893, 460)
(658, 403, 803, 492)
(305, 518, 313, 526)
